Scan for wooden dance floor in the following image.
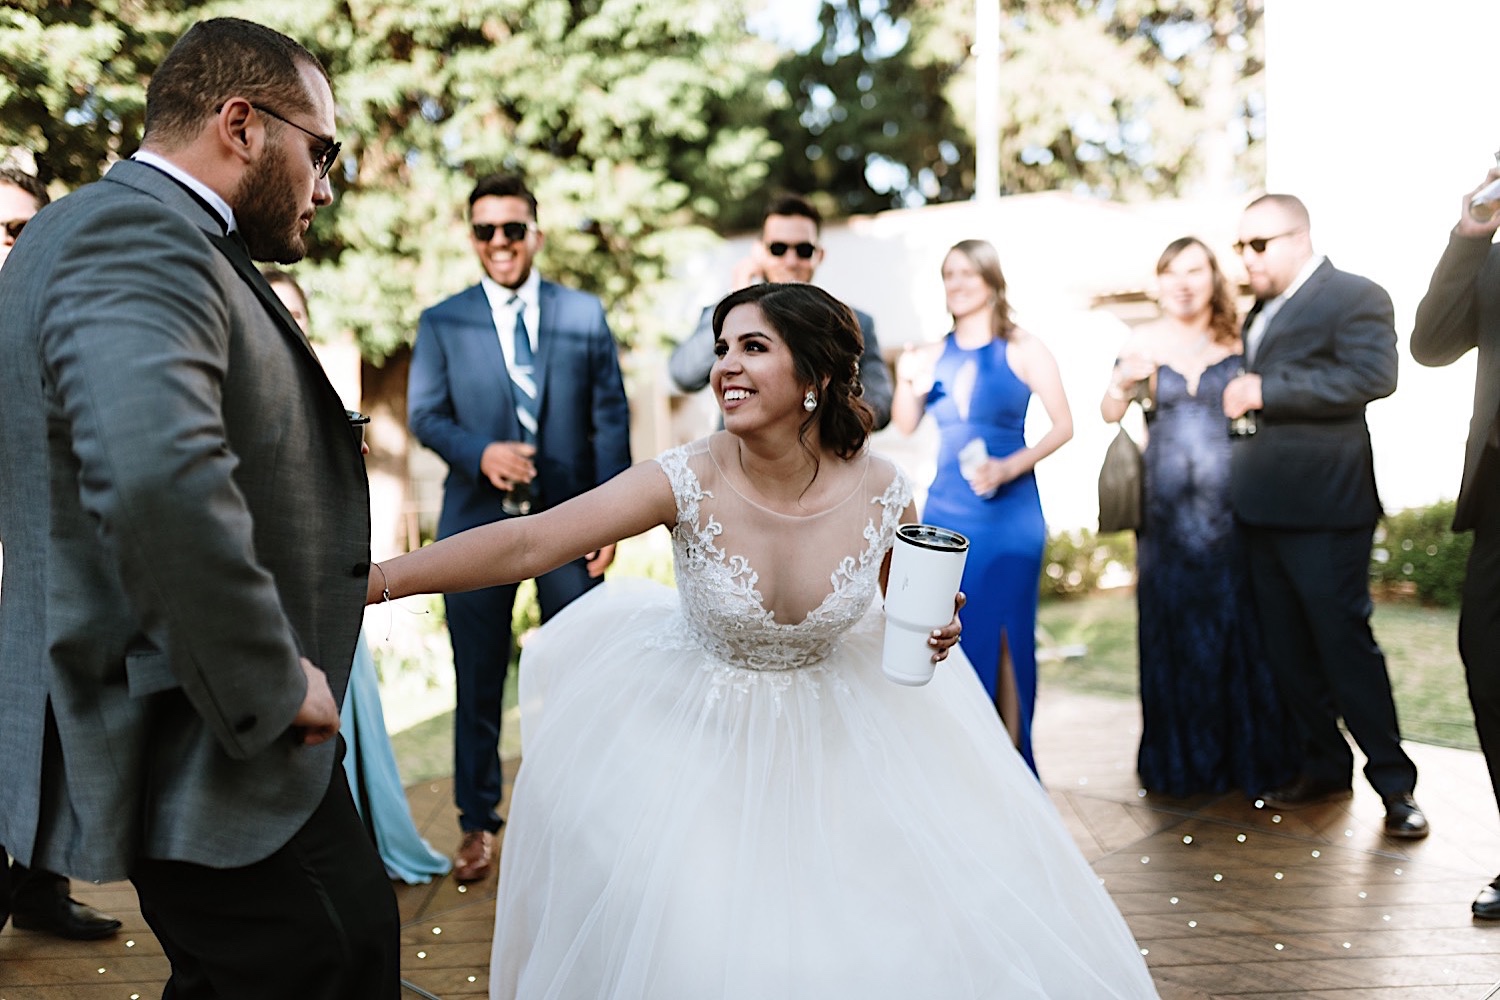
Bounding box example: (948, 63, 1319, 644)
(3, 685, 1500, 999)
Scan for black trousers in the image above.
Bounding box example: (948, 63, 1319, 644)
(1461, 457, 1500, 823)
(1243, 524, 1418, 799)
(447, 554, 600, 834)
(130, 762, 399, 1000)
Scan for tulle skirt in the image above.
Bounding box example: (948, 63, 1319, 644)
(490, 579, 1158, 999)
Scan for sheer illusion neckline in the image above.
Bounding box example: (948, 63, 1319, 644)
(707, 437, 872, 521)
(1159, 353, 1240, 398)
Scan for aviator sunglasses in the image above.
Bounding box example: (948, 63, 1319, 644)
(1232, 230, 1300, 256)
(472, 221, 538, 243)
(766, 240, 817, 259)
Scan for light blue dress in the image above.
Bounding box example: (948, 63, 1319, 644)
(341, 631, 450, 884)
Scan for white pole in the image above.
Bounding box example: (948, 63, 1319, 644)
(974, 0, 1001, 203)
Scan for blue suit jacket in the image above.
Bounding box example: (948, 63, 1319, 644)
(409, 280, 632, 538)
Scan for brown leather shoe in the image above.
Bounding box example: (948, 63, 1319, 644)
(453, 830, 496, 882)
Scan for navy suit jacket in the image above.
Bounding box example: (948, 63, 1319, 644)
(1229, 258, 1397, 530)
(409, 279, 632, 538)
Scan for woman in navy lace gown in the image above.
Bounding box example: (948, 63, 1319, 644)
(1101, 237, 1299, 798)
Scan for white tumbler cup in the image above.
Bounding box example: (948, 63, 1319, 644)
(882, 524, 969, 686)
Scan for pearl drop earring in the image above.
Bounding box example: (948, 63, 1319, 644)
(803, 390, 818, 412)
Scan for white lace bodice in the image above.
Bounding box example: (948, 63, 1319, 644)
(654, 437, 912, 672)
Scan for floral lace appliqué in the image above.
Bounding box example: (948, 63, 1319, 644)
(653, 445, 911, 673)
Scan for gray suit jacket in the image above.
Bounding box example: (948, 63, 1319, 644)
(0, 160, 370, 881)
(1411, 231, 1500, 532)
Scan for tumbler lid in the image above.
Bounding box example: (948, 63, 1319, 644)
(896, 523, 969, 552)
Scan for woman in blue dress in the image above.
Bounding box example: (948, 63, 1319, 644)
(893, 240, 1073, 773)
(1100, 237, 1299, 798)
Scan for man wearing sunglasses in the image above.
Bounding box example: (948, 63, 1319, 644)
(1222, 194, 1423, 842)
(1411, 158, 1500, 919)
(0, 166, 127, 945)
(408, 173, 631, 883)
(0, 18, 399, 996)
(0, 167, 45, 270)
(668, 193, 892, 429)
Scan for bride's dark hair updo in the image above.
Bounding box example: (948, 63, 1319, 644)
(711, 283, 874, 459)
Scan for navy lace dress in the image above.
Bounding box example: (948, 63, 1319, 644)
(1135, 357, 1300, 798)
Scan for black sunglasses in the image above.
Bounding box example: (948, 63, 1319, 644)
(766, 241, 817, 259)
(471, 221, 537, 243)
(1232, 230, 1299, 255)
(250, 103, 341, 179)
(2, 218, 26, 241)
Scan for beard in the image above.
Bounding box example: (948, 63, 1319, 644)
(233, 142, 309, 265)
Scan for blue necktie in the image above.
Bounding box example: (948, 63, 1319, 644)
(509, 296, 537, 443)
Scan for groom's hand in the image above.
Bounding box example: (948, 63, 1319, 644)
(291, 657, 340, 747)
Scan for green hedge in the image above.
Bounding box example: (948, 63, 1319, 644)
(1371, 500, 1471, 608)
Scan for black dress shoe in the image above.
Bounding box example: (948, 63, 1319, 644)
(10, 883, 122, 941)
(1259, 776, 1354, 809)
(1382, 794, 1430, 840)
(1473, 877, 1500, 920)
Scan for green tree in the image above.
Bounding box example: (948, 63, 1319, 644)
(944, 0, 1266, 199)
(1, 0, 776, 356)
(752, 0, 974, 224)
(0, 0, 182, 188)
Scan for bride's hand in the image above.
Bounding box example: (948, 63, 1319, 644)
(928, 592, 967, 662)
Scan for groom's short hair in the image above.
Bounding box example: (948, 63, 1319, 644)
(144, 18, 329, 149)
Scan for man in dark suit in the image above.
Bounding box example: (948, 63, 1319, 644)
(409, 173, 632, 882)
(1411, 162, 1500, 916)
(0, 19, 398, 995)
(0, 167, 121, 942)
(668, 193, 892, 429)
(1222, 193, 1425, 839)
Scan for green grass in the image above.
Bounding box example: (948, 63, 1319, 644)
(1038, 589, 1475, 751)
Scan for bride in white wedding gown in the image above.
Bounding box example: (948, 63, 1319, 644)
(371, 283, 1160, 999)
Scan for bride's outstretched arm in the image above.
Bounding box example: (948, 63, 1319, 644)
(369, 461, 676, 603)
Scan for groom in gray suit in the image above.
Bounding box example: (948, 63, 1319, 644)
(0, 18, 398, 997)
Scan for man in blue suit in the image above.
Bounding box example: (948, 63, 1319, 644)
(408, 173, 632, 881)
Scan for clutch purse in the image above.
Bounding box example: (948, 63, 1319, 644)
(1097, 425, 1143, 534)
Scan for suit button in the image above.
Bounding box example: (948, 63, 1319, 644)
(351, 561, 369, 577)
(234, 715, 257, 734)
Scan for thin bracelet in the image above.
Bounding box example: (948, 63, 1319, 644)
(373, 561, 391, 603)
